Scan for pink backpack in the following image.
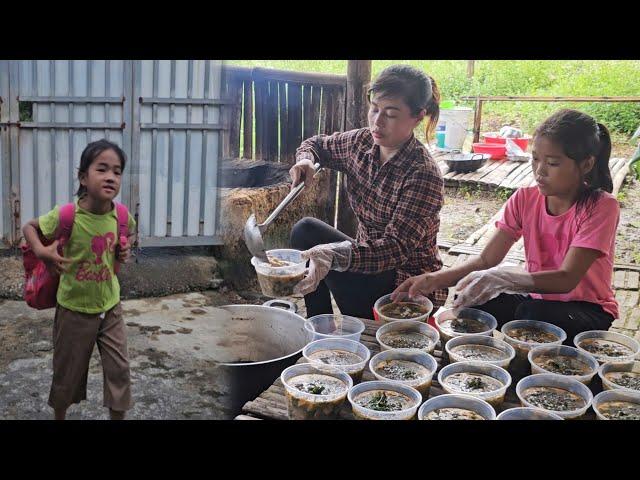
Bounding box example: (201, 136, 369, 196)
(22, 202, 129, 310)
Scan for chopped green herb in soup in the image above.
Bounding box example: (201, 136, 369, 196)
(285, 373, 349, 420)
(604, 372, 640, 391)
(522, 386, 586, 411)
(379, 302, 429, 319)
(380, 331, 432, 350)
(290, 374, 347, 396)
(373, 359, 430, 382)
(308, 349, 363, 366)
(533, 355, 593, 376)
(598, 401, 640, 420)
(578, 338, 634, 358)
(440, 317, 487, 334)
(354, 390, 412, 412)
(507, 327, 559, 344)
(443, 372, 503, 394)
(425, 408, 485, 420)
(450, 344, 509, 362)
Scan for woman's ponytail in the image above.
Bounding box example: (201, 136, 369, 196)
(424, 76, 440, 142)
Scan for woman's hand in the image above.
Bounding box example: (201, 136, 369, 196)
(36, 240, 73, 275)
(289, 159, 316, 189)
(391, 272, 442, 300)
(293, 241, 353, 295)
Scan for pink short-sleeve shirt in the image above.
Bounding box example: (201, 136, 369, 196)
(496, 186, 619, 318)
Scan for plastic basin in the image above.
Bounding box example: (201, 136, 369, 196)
(472, 142, 506, 160)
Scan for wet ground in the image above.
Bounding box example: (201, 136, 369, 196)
(0, 291, 245, 420)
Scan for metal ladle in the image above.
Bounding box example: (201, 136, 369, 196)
(243, 162, 322, 262)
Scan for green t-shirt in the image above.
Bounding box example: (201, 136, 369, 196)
(39, 199, 136, 314)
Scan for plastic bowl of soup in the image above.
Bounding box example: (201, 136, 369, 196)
(347, 381, 422, 420)
(303, 338, 371, 383)
(250, 249, 306, 298)
(515, 373, 593, 419)
(573, 330, 640, 364)
(496, 407, 563, 420)
(373, 292, 433, 323)
(445, 334, 516, 369)
(528, 345, 599, 385)
(376, 319, 440, 354)
(501, 320, 566, 373)
(592, 389, 640, 420)
(435, 307, 497, 345)
(304, 314, 365, 343)
(281, 363, 353, 420)
(598, 360, 640, 393)
(438, 361, 512, 407)
(418, 394, 496, 420)
(369, 349, 437, 399)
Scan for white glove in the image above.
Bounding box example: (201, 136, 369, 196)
(452, 265, 534, 312)
(293, 240, 353, 295)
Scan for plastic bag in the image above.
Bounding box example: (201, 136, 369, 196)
(499, 126, 523, 138)
(505, 138, 531, 163)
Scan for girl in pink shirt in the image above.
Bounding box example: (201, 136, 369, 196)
(393, 109, 619, 342)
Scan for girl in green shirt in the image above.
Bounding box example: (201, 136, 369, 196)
(23, 139, 136, 420)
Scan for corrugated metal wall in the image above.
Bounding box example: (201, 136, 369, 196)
(133, 60, 223, 245)
(0, 60, 224, 248)
(0, 61, 9, 245)
(14, 60, 131, 225)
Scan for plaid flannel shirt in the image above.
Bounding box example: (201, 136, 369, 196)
(296, 128, 448, 308)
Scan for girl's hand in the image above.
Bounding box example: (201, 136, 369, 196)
(36, 240, 73, 275)
(117, 236, 131, 263)
(391, 272, 441, 300)
(452, 266, 534, 310)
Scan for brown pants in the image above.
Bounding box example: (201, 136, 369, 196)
(48, 302, 133, 412)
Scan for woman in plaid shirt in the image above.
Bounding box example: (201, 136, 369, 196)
(290, 65, 447, 319)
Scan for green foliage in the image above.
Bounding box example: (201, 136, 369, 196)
(228, 60, 640, 135)
(496, 187, 514, 202)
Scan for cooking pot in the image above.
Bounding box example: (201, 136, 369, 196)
(219, 300, 308, 416)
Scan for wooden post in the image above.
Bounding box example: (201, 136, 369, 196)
(467, 60, 475, 79)
(346, 60, 372, 130)
(337, 60, 371, 236)
(473, 97, 483, 143)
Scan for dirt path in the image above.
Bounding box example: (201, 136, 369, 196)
(615, 176, 640, 265)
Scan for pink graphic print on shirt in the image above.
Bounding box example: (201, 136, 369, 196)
(76, 232, 116, 282)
